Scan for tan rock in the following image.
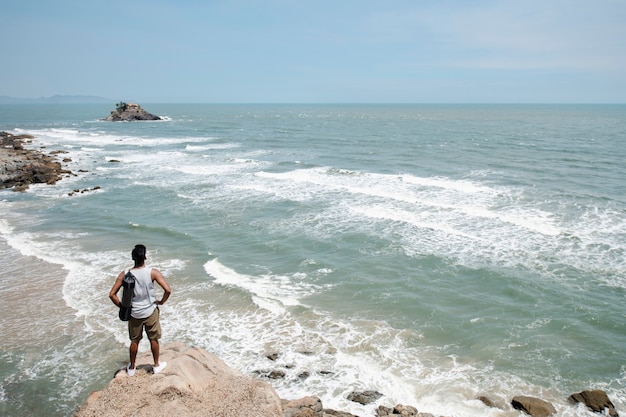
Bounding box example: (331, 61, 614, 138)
(283, 396, 324, 417)
(569, 390, 619, 416)
(512, 395, 556, 417)
(75, 342, 282, 417)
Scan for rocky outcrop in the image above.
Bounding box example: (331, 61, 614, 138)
(0, 131, 73, 191)
(283, 396, 324, 417)
(325, 409, 361, 417)
(75, 342, 621, 417)
(75, 342, 283, 417)
(512, 395, 557, 417)
(569, 390, 619, 417)
(105, 102, 161, 121)
(376, 404, 420, 416)
(347, 390, 383, 405)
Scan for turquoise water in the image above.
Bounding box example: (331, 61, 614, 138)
(0, 104, 625, 416)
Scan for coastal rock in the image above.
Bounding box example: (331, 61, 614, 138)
(376, 404, 420, 416)
(569, 390, 619, 416)
(477, 395, 494, 407)
(105, 102, 161, 121)
(323, 409, 360, 417)
(75, 342, 283, 417)
(376, 406, 394, 416)
(68, 186, 100, 197)
(511, 395, 556, 417)
(0, 131, 73, 191)
(253, 368, 287, 379)
(282, 397, 363, 417)
(283, 396, 324, 417)
(347, 390, 383, 405)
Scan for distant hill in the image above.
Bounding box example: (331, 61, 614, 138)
(0, 95, 115, 104)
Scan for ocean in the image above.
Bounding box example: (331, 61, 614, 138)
(0, 103, 624, 417)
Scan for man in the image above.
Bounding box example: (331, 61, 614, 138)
(109, 244, 172, 376)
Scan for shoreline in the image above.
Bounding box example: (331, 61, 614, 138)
(75, 342, 620, 417)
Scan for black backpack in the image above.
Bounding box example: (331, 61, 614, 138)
(118, 271, 136, 321)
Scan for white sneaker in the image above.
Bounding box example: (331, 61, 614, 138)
(126, 363, 136, 377)
(153, 361, 167, 374)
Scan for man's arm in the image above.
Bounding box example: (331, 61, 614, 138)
(109, 271, 125, 307)
(152, 269, 171, 305)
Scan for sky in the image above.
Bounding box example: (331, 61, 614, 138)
(3, 0, 626, 103)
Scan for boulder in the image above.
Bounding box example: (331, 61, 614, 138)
(282, 396, 324, 417)
(376, 406, 394, 416)
(511, 395, 556, 417)
(393, 404, 419, 416)
(477, 396, 494, 408)
(376, 404, 420, 416)
(569, 390, 619, 416)
(323, 409, 360, 417)
(75, 342, 283, 417)
(347, 390, 383, 405)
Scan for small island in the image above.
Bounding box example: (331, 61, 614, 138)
(105, 102, 161, 121)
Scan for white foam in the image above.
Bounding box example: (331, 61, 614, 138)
(162, 288, 564, 417)
(248, 167, 574, 277)
(175, 163, 256, 177)
(20, 128, 213, 148)
(204, 258, 322, 314)
(400, 174, 496, 194)
(185, 143, 239, 151)
(275, 166, 624, 287)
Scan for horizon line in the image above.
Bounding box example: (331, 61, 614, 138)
(1, 96, 624, 105)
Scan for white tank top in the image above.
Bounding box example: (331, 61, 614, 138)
(129, 266, 156, 319)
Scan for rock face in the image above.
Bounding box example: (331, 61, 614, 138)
(282, 396, 324, 417)
(75, 342, 283, 417)
(569, 390, 619, 417)
(0, 131, 72, 191)
(105, 102, 161, 121)
(376, 404, 420, 416)
(347, 390, 383, 405)
(512, 395, 557, 417)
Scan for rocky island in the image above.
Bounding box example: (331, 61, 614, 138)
(105, 102, 161, 121)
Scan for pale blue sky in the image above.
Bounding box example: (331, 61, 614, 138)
(3, 0, 625, 103)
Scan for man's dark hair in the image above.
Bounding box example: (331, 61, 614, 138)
(132, 244, 147, 262)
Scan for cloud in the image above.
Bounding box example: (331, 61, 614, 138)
(359, 1, 626, 72)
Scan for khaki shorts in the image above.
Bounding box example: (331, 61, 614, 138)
(128, 307, 161, 342)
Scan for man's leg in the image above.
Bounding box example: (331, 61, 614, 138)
(150, 339, 160, 366)
(144, 308, 166, 372)
(128, 318, 143, 372)
(150, 338, 167, 373)
(129, 341, 139, 369)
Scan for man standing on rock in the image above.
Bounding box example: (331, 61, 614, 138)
(109, 244, 171, 376)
